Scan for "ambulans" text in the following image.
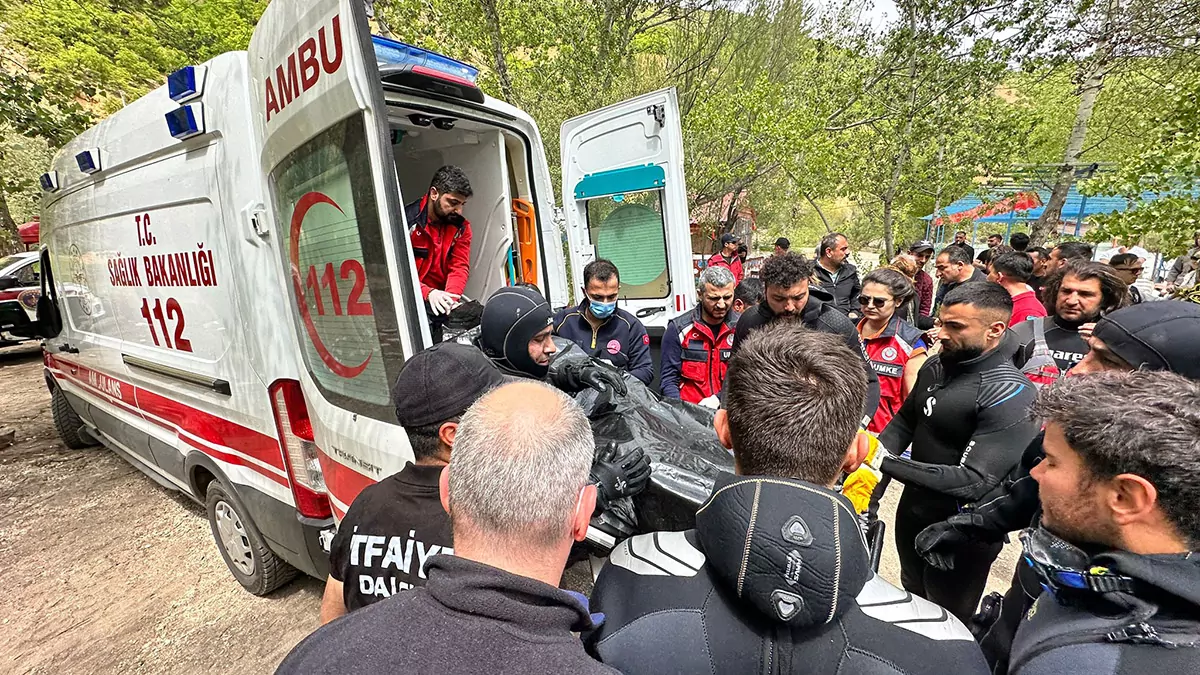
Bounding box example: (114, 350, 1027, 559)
(265, 15, 344, 122)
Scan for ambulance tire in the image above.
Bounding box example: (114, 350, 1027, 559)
(51, 387, 98, 450)
(205, 481, 298, 596)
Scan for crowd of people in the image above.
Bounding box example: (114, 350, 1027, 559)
(279, 182, 1200, 675)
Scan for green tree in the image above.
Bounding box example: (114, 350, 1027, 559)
(1084, 74, 1200, 256)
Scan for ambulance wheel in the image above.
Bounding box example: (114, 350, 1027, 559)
(205, 481, 297, 595)
(51, 387, 98, 449)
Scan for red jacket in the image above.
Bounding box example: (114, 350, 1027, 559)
(1009, 288, 1048, 326)
(859, 316, 927, 433)
(914, 270, 934, 317)
(406, 197, 472, 299)
(660, 308, 738, 403)
(706, 253, 744, 285)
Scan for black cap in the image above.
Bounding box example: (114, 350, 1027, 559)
(774, 237, 790, 249)
(909, 240, 935, 253)
(1092, 301, 1200, 379)
(391, 342, 506, 427)
(479, 286, 555, 378)
(721, 232, 740, 245)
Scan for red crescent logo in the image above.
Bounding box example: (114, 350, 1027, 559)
(289, 191, 371, 378)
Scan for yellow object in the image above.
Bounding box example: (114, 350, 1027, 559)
(861, 431, 882, 465)
(843, 465, 881, 514)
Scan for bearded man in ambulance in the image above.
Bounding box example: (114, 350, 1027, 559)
(406, 165, 474, 341)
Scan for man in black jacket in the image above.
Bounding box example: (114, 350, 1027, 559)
(813, 231, 862, 316)
(934, 244, 986, 312)
(586, 323, 988, 675)
(915, 300, 1200, 673)
(278, 382, 619, 675)
(867, 281, 1040, 622)
(733, 252, 880, 422)
(1008, 371, 1200, 674)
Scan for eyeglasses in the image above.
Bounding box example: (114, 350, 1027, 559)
(857, 295, 890, 308)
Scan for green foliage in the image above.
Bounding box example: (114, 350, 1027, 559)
(1084, 74, 1200, 257)
(0, 0, 1194, 259)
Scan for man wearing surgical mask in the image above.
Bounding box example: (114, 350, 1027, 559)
(553, 259, 654, 385)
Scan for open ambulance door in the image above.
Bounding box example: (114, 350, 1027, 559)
(560, 87, 696, 336)
(249, 0, 423, 518)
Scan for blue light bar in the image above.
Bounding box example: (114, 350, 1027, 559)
(371, 35, 479, 86)
(168, 65, 207, 103)
(76, 149, 102, 174)
(39, 171, 59, 193)
(165, 103, 205, 140)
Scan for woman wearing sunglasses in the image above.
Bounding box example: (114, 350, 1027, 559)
(857, 267, 929, 433)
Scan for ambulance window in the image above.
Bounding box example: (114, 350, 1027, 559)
(270, 115, 406, 424)
(585, 190, 669, 299)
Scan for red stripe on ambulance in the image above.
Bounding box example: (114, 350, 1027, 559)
(46, 354, 290, 488)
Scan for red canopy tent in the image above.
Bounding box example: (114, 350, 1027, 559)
(18, 217, 39, 249)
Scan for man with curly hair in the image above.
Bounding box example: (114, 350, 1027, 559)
(732, 252, 880, 422)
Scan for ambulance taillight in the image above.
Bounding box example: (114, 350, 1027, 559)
(269, 380, 333, 519)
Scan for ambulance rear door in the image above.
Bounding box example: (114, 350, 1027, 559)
(249, 0, 422, 517)
(560, 88, 696, 335)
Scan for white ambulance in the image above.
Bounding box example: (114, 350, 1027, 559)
(32, 0, 695, 594)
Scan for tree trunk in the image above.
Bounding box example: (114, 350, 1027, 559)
(881, 3, 919, 260)
(0, 188, 17, 254)
(803, 193, 832, 233)
(477, 0, 515, 103)
(1029, 0, 1114, 247)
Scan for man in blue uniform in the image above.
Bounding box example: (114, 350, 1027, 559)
(553, 259, 653, 385)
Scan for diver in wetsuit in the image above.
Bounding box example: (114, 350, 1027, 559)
(863, 281, 1040, 622)
(473, 285, 650, 516)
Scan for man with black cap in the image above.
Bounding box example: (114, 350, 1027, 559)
(913, 300, 1200, 673)
(708, 232, 744, 284)
(773, 237, 790, 256)
(319, 342, 507, 624)
(476, 285, 627, 395)
(474, 285, 651, 516)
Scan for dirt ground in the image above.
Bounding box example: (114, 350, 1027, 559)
(0, 341, 1020, 674)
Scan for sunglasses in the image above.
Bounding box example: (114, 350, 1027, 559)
(1113, 267, 1143, 274)
(857, 295, 890, 308)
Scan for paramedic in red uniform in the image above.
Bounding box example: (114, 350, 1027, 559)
(406, 166, 474, 339)
(707, 233, 744, 284)
(660, 265, 738, 407)
(856, 268, 928, 433)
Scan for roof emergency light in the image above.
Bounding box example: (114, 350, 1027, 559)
(39, 171, 60, 193)
(372, 36, 485, 104)
(165, 103, 205, 140)
(75, 148, 102, 174)
(167, 65, 207, 103)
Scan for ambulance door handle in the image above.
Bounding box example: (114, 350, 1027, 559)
(635, 306, 665, 318)
(58, 343, 80, 354)
(243, 203, 269, 241)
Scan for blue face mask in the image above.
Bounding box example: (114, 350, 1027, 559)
(589, 298, 617, 319)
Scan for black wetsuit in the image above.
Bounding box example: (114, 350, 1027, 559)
(732, 286, 881, 423)
(1010, 315, 1090, 373)
(878, 332, 1040, 622)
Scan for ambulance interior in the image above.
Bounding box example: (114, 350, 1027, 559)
(388, 111, 544, 339)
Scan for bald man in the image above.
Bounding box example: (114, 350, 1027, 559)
(280, 382, 618, 675)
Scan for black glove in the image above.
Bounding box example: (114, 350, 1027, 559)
(556, 360, 628, 396)
(914, 511, 990, 571)
(589, 442, 651, 512)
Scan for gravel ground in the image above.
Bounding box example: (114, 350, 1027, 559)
(0, 341, 1021, 674)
